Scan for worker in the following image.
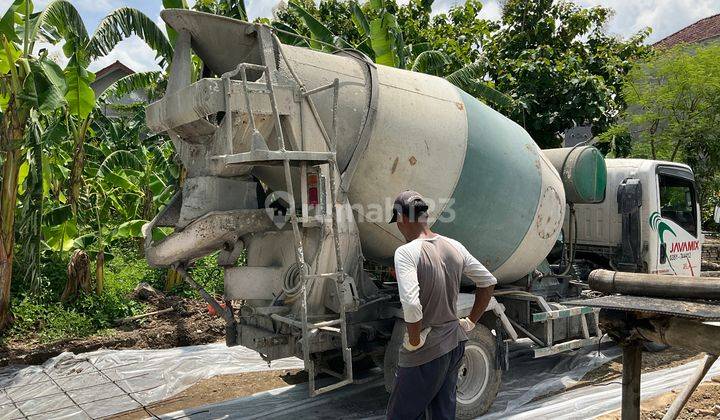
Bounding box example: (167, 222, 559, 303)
(386, 190, 497, 419)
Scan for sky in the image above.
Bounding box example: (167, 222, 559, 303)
(2, 0, 719, 73)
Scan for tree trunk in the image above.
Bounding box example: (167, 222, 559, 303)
(68, 119, 90, 215)
(164, 268, 182, 292)
(163, 165, 186, 291)
(68, 135, 85, 215)
(95, 249, 105, 295)
(62, 249, 91, 302)
(0, 149, 21, 330)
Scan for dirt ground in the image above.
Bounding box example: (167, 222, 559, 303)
(110, 369, 308, 420)
(0, 285, 226, 367)
(598, 376, 720, 419)
(580, 347, 702, 385)
(106, 345, 711, 419)
(3, 281, 718, 418)
(581, 348, 720, 419)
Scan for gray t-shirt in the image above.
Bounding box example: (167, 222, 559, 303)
(394, 235, 496, 367)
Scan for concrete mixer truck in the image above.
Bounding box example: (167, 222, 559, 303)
(142, 10, 704, 417)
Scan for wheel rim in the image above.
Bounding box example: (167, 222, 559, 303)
(456, 343, 491, 405)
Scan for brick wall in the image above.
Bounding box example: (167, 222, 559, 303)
(704, 243, 720, 264)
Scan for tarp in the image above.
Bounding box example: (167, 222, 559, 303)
(159, 344, 623, 419)
(0, 343, 303, 419)
(160, 345, 720, 419)
(4, 340, 717, 420)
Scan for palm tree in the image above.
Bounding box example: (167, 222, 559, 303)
(283, 0, 512, 109)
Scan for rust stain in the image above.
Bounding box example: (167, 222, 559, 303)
(455, 102, 464, 111)
(391, 157, 399, 174)
(408, 156, 417, 166)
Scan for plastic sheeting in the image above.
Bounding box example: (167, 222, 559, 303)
(0, 343, 303, 419)
(497, 356, 720, 419)
(160, 344, 623, 419)
(160, 345, 720, 420)
(4, 340, 717, 420)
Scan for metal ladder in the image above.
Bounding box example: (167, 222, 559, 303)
(216, 27, 353, 396)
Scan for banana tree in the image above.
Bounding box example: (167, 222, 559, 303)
(36, 1, 172, 216)
(47, 109, 177, 299)
(0, 0, 70, 329)
(92, 140, 176, 293)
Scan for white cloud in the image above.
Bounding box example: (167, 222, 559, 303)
(574, 0, 720, 43)
(426, 0, 720, 44)
(246, 0, 283, 20)
(89, 36, 163, 73)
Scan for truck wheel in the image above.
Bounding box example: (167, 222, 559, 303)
(383, 320, 405, 392)
(456, 325, 502, 419)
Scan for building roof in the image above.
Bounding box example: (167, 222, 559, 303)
(654, 13, 720, 48)
(94, 60, 135, 80)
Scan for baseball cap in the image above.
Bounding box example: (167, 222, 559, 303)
(389, 190, 429, 223)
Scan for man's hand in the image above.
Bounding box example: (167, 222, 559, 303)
(458, 317, 476, 332)
(403, 327, 432, 351)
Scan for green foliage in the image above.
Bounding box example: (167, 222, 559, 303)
(193, 0, 246, 21)
(103, 71, 164, 102)
(166, 253, 225, 298)
(288, 0, 337, 51)
(612, 43, 720, 220)
(88, 7, 174, 65)
(275, 0, 510, 108)
(483, 0, 652, 148)
(8, 247, 155, 342)
(63, 54, 95, 118)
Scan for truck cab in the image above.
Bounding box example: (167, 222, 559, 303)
(571, 159, 703, 277)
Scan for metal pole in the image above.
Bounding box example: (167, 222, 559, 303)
(174, 265, 233, 324)
(327, 160, 353, 383)
(622, 342, 643, 420)
(240, 66, 258, 133)
(222, 74, 234, 154)
(662, 353, 718, 420)
(263, 70, 286, 150)
(589, 269, 720, 300)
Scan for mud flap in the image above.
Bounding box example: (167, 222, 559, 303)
(495, 317, 509, 371)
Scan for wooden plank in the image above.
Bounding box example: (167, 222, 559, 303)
(532, 337, 603, 358)
(662, 354, 719, 420)
(565, 295, 720, 321)
(621, 343, 642, 420)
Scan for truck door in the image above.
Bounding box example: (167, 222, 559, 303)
(649, 167, 701, 276)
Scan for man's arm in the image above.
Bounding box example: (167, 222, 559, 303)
(468, 285, 495, 324)
(452, 238, 497, 329)
(394, 244, 424, 345)
(406, 320, 423, 346)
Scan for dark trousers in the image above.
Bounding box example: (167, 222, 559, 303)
(386, 342, 466, 420)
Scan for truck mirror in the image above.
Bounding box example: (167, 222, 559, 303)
(660, 243, 668, 264)
(714, 205, 720, 224)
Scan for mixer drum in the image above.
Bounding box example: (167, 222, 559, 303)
(345, 65, 566, 283)
(158, 10, 566, 284)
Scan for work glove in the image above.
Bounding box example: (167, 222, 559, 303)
(403, 327, 432, 351)
(459, 317, 476, 332)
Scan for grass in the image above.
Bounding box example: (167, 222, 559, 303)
(5, 241, 224, 344)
